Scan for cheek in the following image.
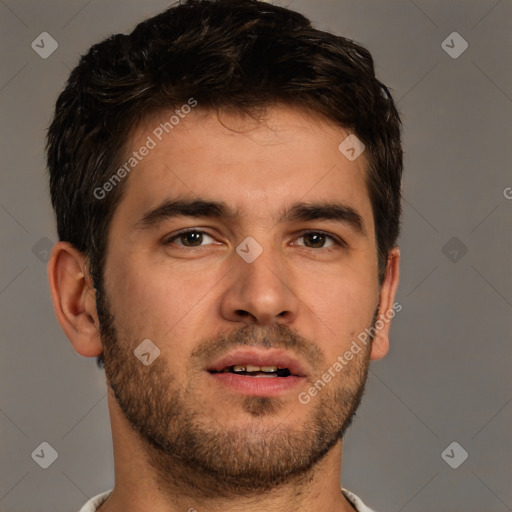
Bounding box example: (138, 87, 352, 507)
(104, 257, 182, 341)
(105, 257, 217, 363)
(296, 265, 378, 341)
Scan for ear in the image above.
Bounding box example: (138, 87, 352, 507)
(47, 241, 103, 358)
(370, 246, 401, 361)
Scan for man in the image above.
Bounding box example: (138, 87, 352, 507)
(46, 0, 402, 510)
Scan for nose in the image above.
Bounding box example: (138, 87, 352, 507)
(219, 242, 299, 326)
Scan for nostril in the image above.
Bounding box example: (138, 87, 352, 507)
(236, 310, 249, 316)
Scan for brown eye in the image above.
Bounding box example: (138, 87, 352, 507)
(295, 231, 338, 249)
(303, 233, 327, 248)
(166, 230, 216, 247)
(179, 231, 203, 246)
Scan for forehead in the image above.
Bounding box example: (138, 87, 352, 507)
(112, 104, 374, 233)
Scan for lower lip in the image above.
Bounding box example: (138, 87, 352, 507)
(208, 372, 305, 397)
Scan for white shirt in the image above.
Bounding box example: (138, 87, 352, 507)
(78, 488, 378, 511)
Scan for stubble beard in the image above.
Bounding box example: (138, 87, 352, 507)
(96, 286, 373, 500)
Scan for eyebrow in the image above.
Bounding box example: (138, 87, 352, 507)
(135, 198, 367, 236)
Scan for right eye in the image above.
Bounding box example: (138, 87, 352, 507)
(163, 229, 218, 247)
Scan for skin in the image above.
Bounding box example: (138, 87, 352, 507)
(48, 105, 400, 512)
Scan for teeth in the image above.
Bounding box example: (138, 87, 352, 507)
(229, 365, 280, 373)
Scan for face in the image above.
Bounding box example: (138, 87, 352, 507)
(98, 105, 384, 496)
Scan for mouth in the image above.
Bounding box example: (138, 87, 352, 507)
(206, 349, 308, 397)
(210, 364, 294, 377)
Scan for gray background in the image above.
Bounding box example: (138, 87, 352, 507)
(0, 0, 511, 511)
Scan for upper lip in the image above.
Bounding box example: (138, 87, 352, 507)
(207, 348, 308, 377)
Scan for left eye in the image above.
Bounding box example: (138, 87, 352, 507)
(294, 232, 337, 249)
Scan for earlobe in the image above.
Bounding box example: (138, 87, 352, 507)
(47, 242, 103, 358)
(370, 246, 401, 361)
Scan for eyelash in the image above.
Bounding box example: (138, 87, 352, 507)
(163, 229, 346, 250)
